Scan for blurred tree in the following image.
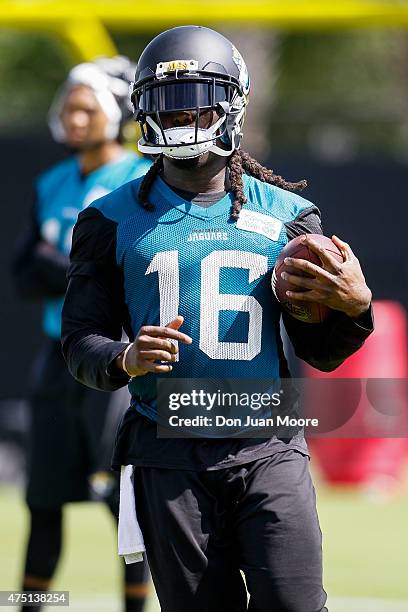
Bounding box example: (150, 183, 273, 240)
(0, 31, 65, 133)
(270, 29, 408, 161)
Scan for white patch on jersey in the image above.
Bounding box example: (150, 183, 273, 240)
(62, 207, 81, 219)
(82, 186, 111, 209)
(236, 209, 283, 241)
(41, 218, 60, 245)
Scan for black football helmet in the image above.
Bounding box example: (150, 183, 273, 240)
(130, 26, 250, 159)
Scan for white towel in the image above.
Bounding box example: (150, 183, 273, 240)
(118, 465, 146, 564)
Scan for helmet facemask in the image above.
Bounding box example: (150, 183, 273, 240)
(131, 65, 248, 159)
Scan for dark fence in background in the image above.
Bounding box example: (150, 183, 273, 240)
(0, 134, 406, 399)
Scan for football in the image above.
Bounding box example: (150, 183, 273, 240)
(272, 234, 344, 323)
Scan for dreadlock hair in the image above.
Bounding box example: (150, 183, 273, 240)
(138, 154, 163, 212)
(229, 149, 307, 220)
(137, 150, 307, 220)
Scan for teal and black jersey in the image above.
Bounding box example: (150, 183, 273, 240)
(31, 152, 151, 339)
(62, 173, 373, 429)
(92, 175, 313, 416)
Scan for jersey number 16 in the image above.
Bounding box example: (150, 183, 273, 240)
(146, 250, 268, 361)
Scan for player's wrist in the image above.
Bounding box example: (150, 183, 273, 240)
(116, 344, 146, 377)
(343, 292, 372, 319)
(115, 343, 134, 376)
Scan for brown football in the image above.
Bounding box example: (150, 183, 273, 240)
(272, 234, 344, 323)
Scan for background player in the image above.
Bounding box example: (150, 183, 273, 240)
(62, 27, 374, 612)
(13, 56, 151, 612)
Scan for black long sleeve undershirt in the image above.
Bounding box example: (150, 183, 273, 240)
(62, 204, 373, 393)
(61, 208, 132, 391)
(12, 194, 69, 300)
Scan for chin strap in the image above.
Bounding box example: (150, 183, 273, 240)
(138, 112, 241, 159)
(208, 110, 245, 156)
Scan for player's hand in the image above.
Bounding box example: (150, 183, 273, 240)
(281, 235, 372, 319)
(119, 315, 192, 376)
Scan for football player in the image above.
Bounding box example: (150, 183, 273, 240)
(62, 27, 373, 612)
(13, 56, 150, 612)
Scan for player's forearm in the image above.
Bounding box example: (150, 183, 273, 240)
(283, 304, 374, 372)
(13, 242, 69, 300)
(32, 244, 70, 294)
(13, 192, 69, 299)
(61, 210, 130, 391)
(62, 329, 130, 392)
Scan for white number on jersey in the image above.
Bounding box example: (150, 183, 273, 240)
(145, 249, 267, 361)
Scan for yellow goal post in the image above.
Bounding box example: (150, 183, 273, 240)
(1, 1, 408, 62)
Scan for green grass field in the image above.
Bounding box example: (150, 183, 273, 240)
(1, 482, 407, 612)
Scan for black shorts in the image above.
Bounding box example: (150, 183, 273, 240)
(134, 449, 328, 612)
(26, 340, 128, 508)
